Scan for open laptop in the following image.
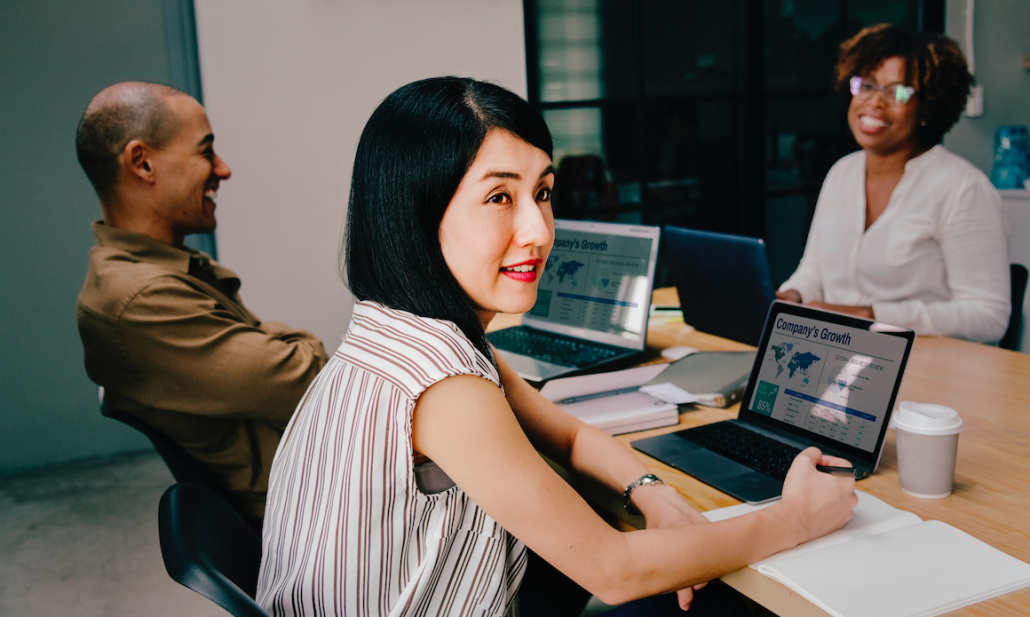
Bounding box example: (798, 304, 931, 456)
(489, 219, 661, 383)
(632, 301, 915, 504)
(664, 226, 777, 346)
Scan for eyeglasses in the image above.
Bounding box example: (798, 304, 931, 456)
(849, 76, 916, 106)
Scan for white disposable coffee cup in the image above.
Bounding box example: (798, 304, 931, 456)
(892, 402, 963, 499)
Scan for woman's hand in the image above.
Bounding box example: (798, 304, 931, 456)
(775, 289, 802, 303)
(774, 292, 875, 319)
(633, 483, 710, 611)
(806, 301, 874, 320)
(777, 448, 858, 546)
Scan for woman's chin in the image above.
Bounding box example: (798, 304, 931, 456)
(500, 304, 535, 316)
(497, 299, 538, 317)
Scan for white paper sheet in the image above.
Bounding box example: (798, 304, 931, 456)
(639, 382, 698, 404)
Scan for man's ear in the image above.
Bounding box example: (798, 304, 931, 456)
(123, 139, 156, 184)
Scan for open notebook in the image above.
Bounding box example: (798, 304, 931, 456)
(704, 492, 1030, 617)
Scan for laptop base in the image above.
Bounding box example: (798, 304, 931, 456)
(632, 432, 783, 504)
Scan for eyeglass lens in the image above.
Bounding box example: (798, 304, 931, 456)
(849, 77, 914, 106)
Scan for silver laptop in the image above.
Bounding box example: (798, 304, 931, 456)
(489, 219, 661, 383)
(633, 301, 915, 503)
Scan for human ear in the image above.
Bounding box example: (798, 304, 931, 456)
(123, 140, 156, 183)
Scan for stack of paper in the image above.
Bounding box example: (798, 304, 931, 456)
(704, 492, 1030, 617)
(540, 364, 683, 435)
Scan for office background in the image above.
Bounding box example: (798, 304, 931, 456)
(1, 0, 1027, 475)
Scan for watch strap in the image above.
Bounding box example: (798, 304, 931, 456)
(623, 473, 665, 514)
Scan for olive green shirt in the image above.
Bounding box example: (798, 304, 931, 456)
(77, 222, 329, 520)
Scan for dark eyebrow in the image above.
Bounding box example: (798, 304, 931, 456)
(480, 166, 555, 182)
(198, 134, 214, 148)
(482, 170, 520, 180)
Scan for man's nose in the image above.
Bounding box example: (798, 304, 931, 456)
(214, 155, 232, 180)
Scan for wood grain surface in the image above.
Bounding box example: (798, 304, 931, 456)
(491, 288, 1030, 616)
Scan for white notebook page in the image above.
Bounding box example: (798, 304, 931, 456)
(759, 520, 1030, 617)
(703, 492, 1030, 617)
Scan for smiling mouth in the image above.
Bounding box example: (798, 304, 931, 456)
(204, 189, 218, 205)
(501, 264, 536, 273)
(500, 262, 540, 282)
(859, 115, 889, 129)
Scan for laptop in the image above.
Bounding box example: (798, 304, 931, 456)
(664, 226, 777, 346)
(489, 219, 661, 383)
(632, 301, 915, 504)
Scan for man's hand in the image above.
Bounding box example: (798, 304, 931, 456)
(633, 482, 710, 611)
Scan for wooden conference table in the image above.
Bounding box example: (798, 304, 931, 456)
(491, 288, 1030, 616)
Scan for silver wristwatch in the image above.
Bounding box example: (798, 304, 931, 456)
(623, 473, 665, 514)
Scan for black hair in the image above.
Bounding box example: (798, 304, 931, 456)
(836, 25, 973, 147)
(75, 82, 186, 197)
(345, 77, 553, 360)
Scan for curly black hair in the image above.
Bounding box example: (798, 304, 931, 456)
(835, 24, 973, 146)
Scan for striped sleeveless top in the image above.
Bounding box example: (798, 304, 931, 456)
(256, 301, 527, 617)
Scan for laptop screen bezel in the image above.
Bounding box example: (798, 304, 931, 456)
(521, 219, 661, 351)
(737, 301, 916, 470)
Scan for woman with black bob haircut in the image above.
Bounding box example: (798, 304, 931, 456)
(345, 77, 552, 361)
(256, 76, 857, 617)
(778, 25, 1010, 343)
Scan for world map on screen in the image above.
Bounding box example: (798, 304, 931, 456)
(544, 254, 585, 286)
(771, 342, 822, 382)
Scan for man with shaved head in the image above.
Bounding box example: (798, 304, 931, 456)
(76, 82, 328, 524)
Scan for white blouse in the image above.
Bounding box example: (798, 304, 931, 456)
(780, 145, 1010, 344)
(256, 301, 525, 617)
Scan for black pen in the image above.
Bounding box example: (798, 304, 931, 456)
(557, 385, 641, 405)
(816, 465, 859, 477)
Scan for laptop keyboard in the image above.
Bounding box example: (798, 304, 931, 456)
(488, 328, 622, 368)
(679, 422, 801, 481)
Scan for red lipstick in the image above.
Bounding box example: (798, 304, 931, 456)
(500, 259, 542, 283)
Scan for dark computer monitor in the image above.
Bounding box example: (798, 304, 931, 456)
(664, 226, 777, 346)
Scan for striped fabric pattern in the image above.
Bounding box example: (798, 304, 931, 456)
(256, 301, 527, 617)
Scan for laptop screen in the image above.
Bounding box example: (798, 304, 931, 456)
(524, 221, 658, 347)
(742, 303, 914, 457)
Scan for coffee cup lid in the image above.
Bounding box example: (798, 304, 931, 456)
(891, 401, 963, 435)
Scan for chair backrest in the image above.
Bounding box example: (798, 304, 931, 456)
(99, 401, 219, 490)
(1000, 263, 1029, 351)
(159, 483, 269, 617)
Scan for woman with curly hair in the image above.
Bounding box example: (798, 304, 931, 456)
(777, 24, 1010, 344)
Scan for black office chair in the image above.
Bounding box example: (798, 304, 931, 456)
(98, 390, 219, 491)
(1000, 263, 1029, 351)
(159, 483, 269, 617)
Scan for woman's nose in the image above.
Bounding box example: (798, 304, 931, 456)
(514, 197, 553, 248)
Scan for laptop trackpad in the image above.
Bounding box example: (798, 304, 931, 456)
(633, 436, 783, 504)
(663, 442, 754, 481)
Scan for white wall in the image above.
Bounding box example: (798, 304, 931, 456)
(944, 0, 1030, 351)
(944, 0, 1030, 176)
(194, 0, 527, 348)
